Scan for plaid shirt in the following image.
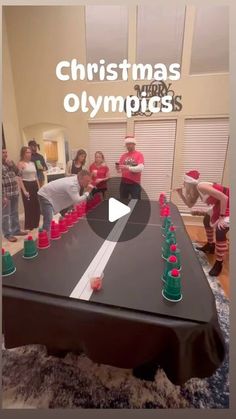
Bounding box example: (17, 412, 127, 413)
(2, 161, 20, 198)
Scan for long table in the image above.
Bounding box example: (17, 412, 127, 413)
(2, 200, 225, 385)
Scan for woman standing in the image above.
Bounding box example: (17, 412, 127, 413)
(176, 170, 229, 277)
(66, 149, 87, 176)
(18, 146, 41, 230)
(89, 151, 110, 199)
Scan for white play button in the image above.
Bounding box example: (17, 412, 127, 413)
(108, 198, 131, 222)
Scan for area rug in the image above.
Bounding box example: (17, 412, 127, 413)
(2, 245, 229, 409)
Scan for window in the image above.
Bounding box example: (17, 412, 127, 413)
(190, 6, 229, 74)
(136, 4, 185, 71)
(85, 6, 128, 81)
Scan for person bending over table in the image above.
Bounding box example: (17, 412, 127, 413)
(175, 170, 229, 277)
(116, 136, 144, 201)
(37, 170, 94, 232)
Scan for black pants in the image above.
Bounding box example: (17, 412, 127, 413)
(120, 182, 141, 201)
(21, 180, 40, 230)
(203, 214, 229, 241)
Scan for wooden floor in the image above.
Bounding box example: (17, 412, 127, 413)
(185, 225, 229, 298)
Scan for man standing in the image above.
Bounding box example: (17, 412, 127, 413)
(28, 139, 48, 186)
(2, 148, 27, 242)
(37, 170, 94, 232)
(116, 136, 144, 200)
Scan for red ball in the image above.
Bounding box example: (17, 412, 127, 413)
(170, 244, 177, 251)
(171, 269, 179, 277)
(169, 255, 177, 263)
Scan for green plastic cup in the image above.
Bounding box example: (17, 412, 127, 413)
(162, 269, 182, 302)
(23, 236, 38, 259)
(169, 244, 181, 269)
(165, 231, 176, 244)
(162, 236, 176, 259)
(162, 216, 171, 230)
(2, 249, 16, 276)
(162, 255, 179, 282)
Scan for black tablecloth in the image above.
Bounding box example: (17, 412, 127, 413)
(2, 201, 225, 385)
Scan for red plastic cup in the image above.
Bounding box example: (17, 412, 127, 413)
(59, 217, 68, 233)
(50, 221, 61, 240)
(76, 204, 83, 218)
(71, 209, 78, 223)
(65, 212, 73, 227)
(37, 229, 50, 249)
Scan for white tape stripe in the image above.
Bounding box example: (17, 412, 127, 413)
(87, 217, 162, 227)
(69, 199, 137, 300)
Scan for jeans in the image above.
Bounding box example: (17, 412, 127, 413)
(2, 195, 21, 237)
(120, 182, 141, 201)
(38, 195, 54, 232)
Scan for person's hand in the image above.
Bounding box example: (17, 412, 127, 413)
(24, 191, 30, 199)
(175, 187, 182, 193)
(86, 184, 94, 194)
(6, 160, 14, 168)
(3, 197, 8, 208)
(119, 164, 127, 170)
(191, 210, 206, 216)
(174, 187, 183, 197)
(95, 178, 104, 185)
(217, 216, 228, 230)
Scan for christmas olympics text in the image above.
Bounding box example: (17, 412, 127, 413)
(56, 59, 182, 118)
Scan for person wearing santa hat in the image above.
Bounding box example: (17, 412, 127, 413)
(176, 170, 229, 277)
(116, 136, 144, 200)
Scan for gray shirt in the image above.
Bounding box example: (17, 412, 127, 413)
(38, 176, 89, 214)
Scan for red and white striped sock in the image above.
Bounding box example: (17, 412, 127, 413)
(205, 227, 214, 244)
(215, 241, 228, 262)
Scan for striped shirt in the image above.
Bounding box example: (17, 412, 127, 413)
(2, 161, 20, 198)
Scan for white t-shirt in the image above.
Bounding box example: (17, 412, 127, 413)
(38, 176, 89, 214)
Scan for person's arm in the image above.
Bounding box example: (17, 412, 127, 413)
(95, 167, 110, 184)
(41, 156, 48, 171)
(197, 183, 228, 215)
(128, 163, 144, 173)
(17, 176, 30, 198)
(2, 196, 8, 208)
(10, 160, 20, 176)
(65, 160, 72, 176)
(68, 183, 94, 204)
(176, 187, 199, 208)
(17, 166, 30, 199)
(2, 181, 8, 208)
(128, 153, 144, 173)
(102, 168, 110, 182)
(116, 157, 122, 173)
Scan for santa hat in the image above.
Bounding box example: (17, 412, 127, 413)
(183, 170, 200, 184)
(125, 135, 136, 145)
